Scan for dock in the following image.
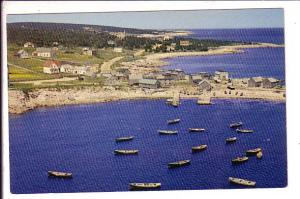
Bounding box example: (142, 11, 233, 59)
(197, 97, 212, 105)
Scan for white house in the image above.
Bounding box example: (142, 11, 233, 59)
(215, 70, 229, 81)
(113, 47, 123, 53)
(60, 64, 74, 73)
(16, 50, 29, 59)
(32, 48, 55, 58)
(24, 42, 34, 48)
(82, 47, 96, 56)
(43, 61, 61, 74)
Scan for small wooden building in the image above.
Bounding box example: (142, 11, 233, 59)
(129, 74, 143, 85)
(82, 47, 96, 56)
(198, 79, 212, 91)
(262, 78, 280, 88)
(248, 77, 263, 87)
(33, 48, 55, 58)
(180, 40, 191, 46)
(43, 60, 61, 74)
(24, 42, 34, 48)
(113, 47, 123, 53)
(215, 70, 229, 81)
(138, 79, 160, 89)
(16, 50, 29, 59)
(60, 64, 74, 73)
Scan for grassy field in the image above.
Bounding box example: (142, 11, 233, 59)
(7, 44, 138, 85)
(8, 65, 54, 82)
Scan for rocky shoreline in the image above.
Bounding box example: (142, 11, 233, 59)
(8, 85, 285, 115)
(8, 42, 285, 115)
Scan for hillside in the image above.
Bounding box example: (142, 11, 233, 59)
(7, 22, 159, 49)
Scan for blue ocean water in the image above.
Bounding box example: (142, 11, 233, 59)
(187, 28, 284, 44)
(164, 28, 285, 80)
(163, 47, 285, 79)
(9, 99, 286, 194)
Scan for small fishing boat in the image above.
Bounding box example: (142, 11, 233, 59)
(232, 156, 249, 164)
(114, 150, 139, 155)
(129, 183, 161, 190)
(170, 101, 179, 107)
(236, 129, 254, 133)
(256, 151, 263, 159)
(166, 98, 173, 104)
(168, 160, 191, 168)
(167, 118, 180, 124)
(48, 171, 73, 178)
(115, 136, 134, 142)
(246, 148, 262, 155)
(229, 177, 256, 187)
(229, 122, 243, 128)
(189, 128, 205, 132)
(197, 98, 212, 105)
(226, 137, 237, 143)
(192, 145, 207, 152)
(158, 130, 178, 135)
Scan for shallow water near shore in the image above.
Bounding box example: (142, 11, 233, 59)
(164, 28, 285, 79)
(9, 99, 287, 193)
(163, 47, 285, 79)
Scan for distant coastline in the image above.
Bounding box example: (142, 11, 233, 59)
(123, 42, 284, 70)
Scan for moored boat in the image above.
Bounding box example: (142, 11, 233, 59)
(167, 118, 180, 124)
(230, 122, 243, 128)
(158, 130, 178, 135)
(166, 98, 173, 104)
(129, 183, 161, 190)
(192, 145, 207, 152)
(256, 151, 263, 159)
(115, 136, 134, 142)
(236, 129, 254, 133)
(197, 98, 212, 105)
(226, 137, 237, 143)
(189, 128, 205, 132)
(231, 156, 249, 164)
(48, 171, 73, 178)
(114, 150, 139, 155)
(229, 177, 256, 187)
(246, 148, 262, 155)
(168, 160, 191, 168)
(197, 101, 212, 105)
(170, 101, 179, 107)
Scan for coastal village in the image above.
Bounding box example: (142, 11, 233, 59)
(7, 21, 286, 192)
(8, 23, 285, 114)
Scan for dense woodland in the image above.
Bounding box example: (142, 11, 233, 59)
(7, 22, 247, 51)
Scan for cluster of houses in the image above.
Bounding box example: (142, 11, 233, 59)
(150, 40, 192, 52)
(16, 42, 124, 60)
(17, 43, 281, 90)
(131, 70, 228, 90)
(248, 77, 280, 88)
(114, 69, 280, 91)
(43, 60, 98, 77)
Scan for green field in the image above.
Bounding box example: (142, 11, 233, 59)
(7, 45, 139, 85)
(8, 65, 54, 82)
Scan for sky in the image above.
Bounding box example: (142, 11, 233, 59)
(7, 9, 284, 30)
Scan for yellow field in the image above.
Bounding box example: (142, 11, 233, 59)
(8, 65, 53, 82)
